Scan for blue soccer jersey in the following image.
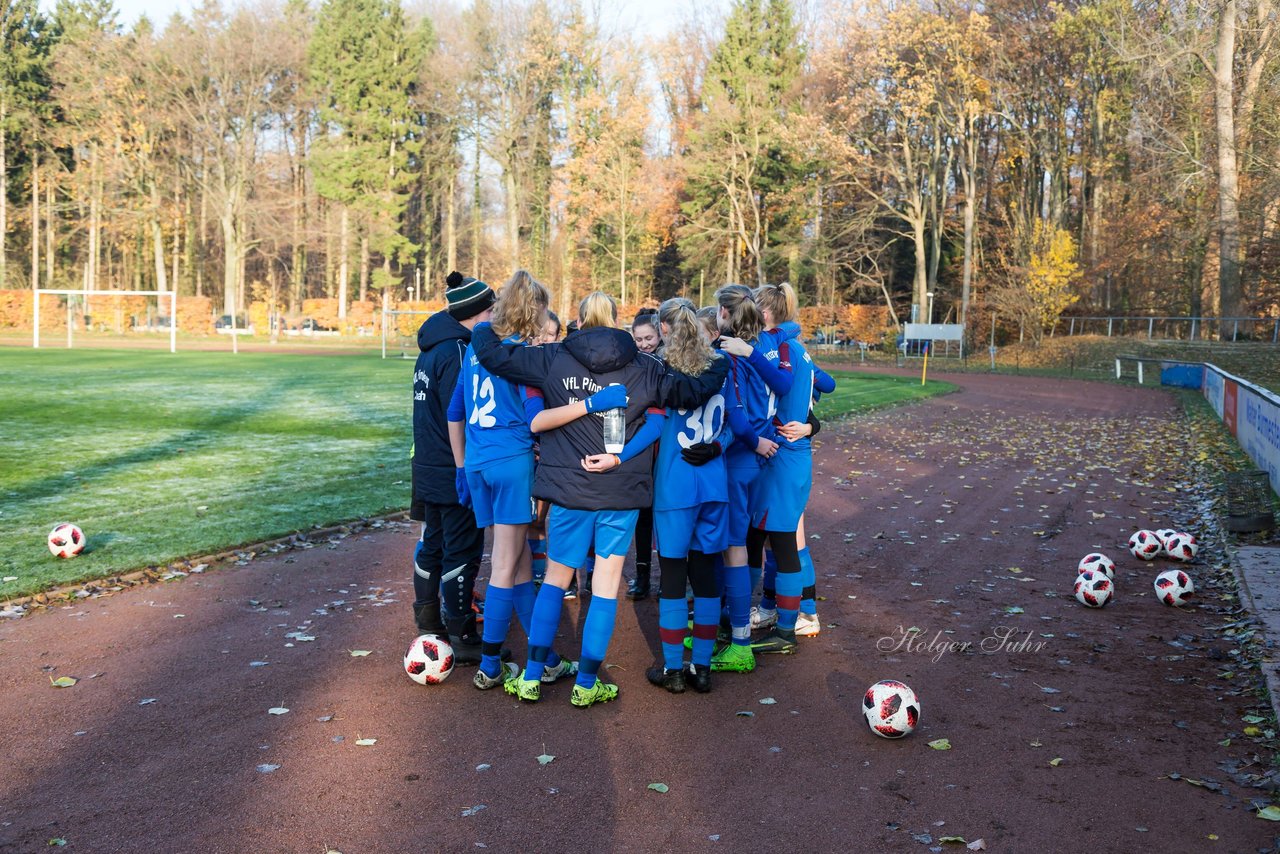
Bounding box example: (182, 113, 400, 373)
(757, 328, 815, 448)
(653, 391, 730, 511)
(723, 353, 776, 467)
(453, 337, 538, 470)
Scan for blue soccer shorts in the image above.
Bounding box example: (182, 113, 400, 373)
(547, 505, 640, 569)
(466, 454, 535, 528)
(655, 501, 729, 559)
(725, 463, 762, 548)
(749, 444, 812, 533)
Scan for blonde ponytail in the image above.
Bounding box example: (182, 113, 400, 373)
(753, 281, 798, 325)
(578, 291, 618, 329)
(658, 297, 714, 376)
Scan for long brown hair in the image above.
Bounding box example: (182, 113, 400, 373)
(492, 269, 550, 343)
(658, 297, 714, 376)
(716, 284, 764, 342)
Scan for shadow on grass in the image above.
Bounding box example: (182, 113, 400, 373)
(80, 531, 123, 556)
(7, 376, 309, 503)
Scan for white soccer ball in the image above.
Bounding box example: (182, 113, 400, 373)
(862, 679, 920, 739)
(1077, 552, 1115, 580)
(404, 634, 455, 685)
(1163, 532, 1199, 562)
(1128, 530, 1162, 560)
(1153, 569, 1195, 607)
(1155, 529, 1178, 552)
(47, 523, 86, 559)
(1074, 569, 1113, 608)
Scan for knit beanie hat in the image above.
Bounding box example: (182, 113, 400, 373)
(444, 271, 495, 320)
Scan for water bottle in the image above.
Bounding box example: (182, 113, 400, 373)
(602, 384, 625, 455)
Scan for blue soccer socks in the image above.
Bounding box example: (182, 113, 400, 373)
(523, 582, 566, 683)
(691, 596, 720, 667)
(722, 563, 752, 644)
(479, 585, 514, 679)
(658, 597, 687, 671)
(577, 595, 618, 689)
(799, 546, 817, 614)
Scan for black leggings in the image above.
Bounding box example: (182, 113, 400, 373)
(658, 550, 718, 599)
(746, 527, 801, 578)
(634, 507, 653, 571)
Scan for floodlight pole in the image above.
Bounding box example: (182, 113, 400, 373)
(170, 290, 177, 354)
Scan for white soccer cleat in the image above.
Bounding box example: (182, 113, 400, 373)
(794, 612, 821, 637)
(750, 605, 778, 630)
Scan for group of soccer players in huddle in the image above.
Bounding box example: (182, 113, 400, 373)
(410, 269, 831, 708)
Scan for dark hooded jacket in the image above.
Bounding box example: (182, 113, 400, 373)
(412, 312, 472, 505)
(470, 323, 728, 511)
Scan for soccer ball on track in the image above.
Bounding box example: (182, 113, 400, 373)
(404, 634, 455, 685)
(862, 680, 920, 739)
(1128, 530, 1162, 560)
(1163, 532, 1199, 562)
(1153, 569, 1195, 607)
(1077, 552, 1115, 580)
(1074, 569, 1113, 608)
(47, 523, 86, 559)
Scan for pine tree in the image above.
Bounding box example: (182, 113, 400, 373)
(309, 0, 424, 317)
(678, 0, 805, 288)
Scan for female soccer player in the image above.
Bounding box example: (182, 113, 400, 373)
(705, 285, 780, 675)
(720, 282, 814, 654)
(626, 309, 662, 601)
(470, 292, 728, 707)
(646, 298, 732, 694)
(447, 271, 580, 691)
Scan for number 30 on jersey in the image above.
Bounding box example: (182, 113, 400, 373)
(675, 394, 725, 449)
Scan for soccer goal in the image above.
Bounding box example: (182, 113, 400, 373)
(33, 288, 179, 353)
(381, 307, 436, 359)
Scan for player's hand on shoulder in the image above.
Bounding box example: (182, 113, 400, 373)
(719, 336, 751, 357)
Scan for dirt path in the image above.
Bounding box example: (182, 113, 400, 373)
(1, 371, 1274, 853)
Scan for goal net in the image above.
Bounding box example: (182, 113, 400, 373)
(33, 288, 180, 353)
(382, 308, 437, 359)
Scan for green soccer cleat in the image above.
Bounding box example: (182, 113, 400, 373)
(751, 628, 798, 655)
(541, 658, 579, 683)
(570, 678, 619, 708)
(504, 674, 541, 702)
(473, 661, 519, 691)
(710, 642, 757, 673)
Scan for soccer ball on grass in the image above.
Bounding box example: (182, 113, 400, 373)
(863, 680, 920, 739)
(47, 523, 86, 559)
(404, 634, 454, 685)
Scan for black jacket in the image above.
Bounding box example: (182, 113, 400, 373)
(412, 312, 471, 505)
(471, 323, 728, 511)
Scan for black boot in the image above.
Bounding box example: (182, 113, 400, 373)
(446, 614, 483, 666)
(646, 664, 686, 694)
(413, 601, 446, 635)
(626, 564, 651, 601)
(688, 663, 711, 694)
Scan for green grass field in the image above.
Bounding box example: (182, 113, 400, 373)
(0, 351, 951, 598)
(814, 370, 953, 421)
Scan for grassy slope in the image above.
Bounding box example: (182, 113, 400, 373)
(0, 352, 952, 598)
